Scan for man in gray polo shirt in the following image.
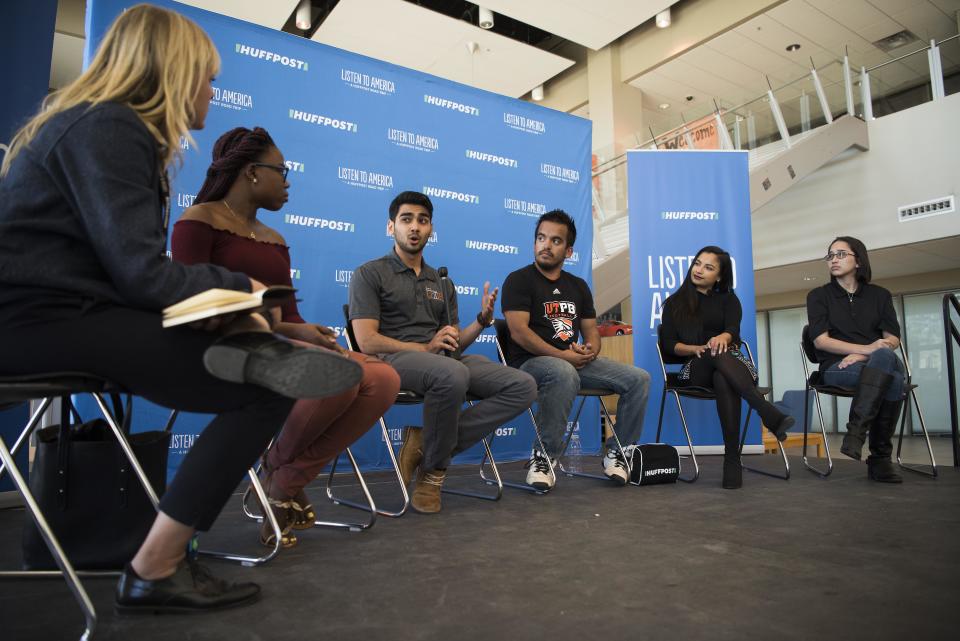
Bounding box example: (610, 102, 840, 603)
(349, 191, 537, 514)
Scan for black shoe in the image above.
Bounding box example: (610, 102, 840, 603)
(867, 457, 903, 483)
(840, 366, 893, 460)
(840, 431, 866, 461)
(767, 415, 794, 443)
(204, 332, 362, 399)
(722, 456, 742, 489)
(116, 561, 260, 614)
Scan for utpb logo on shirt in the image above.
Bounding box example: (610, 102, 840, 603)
(543, 301, 577, 341)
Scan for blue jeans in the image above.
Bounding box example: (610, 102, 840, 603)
(519, 356, 651, 458)
(821, 347, 905, 401)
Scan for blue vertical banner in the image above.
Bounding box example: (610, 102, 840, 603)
(0, 0, 57, 494)
(627, 150, 760, 452)
(83, 0, 595, 476)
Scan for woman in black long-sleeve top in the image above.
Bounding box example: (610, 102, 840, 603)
(660, 246, 793, 489)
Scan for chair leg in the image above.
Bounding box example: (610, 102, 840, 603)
(655, 387, 667, 442)
(91, 392, 160, 509)
(311, 447, 378, 531)
(326, 418, 411, 517)
(481, 407, 553, 494)
(667, 391, 700, 483)
(442, 435, 503, 501)
(896, 387, 938, 478)
(738, 406, 790, 480)
(556, 396, 633, 482)
(200, 467, 283, 567)
(802, 387, 833, 478)
(0, 397, 52, 480)
(0, 436, 97, 640)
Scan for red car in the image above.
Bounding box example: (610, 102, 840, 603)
(597, 320, 633, 337)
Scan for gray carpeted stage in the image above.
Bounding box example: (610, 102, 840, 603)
(2, 451, 959, 641)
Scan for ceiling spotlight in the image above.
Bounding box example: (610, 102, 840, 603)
(786, 43, 801, 52)
(658, 103, 670, 110)
(531, 85, 545, 102)
(479, 7, 494, 29)
(465, 41, 479, 55)
(295, 0, 312, 30)
(656, 8, 671, 29)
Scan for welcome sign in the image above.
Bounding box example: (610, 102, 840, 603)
(83, 0, 595, 476)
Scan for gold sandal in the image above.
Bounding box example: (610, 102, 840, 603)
(290, 489, 316, 530)
(259, 497, 298, 549)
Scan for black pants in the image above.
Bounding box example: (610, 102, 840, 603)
(0, 305, 294, 531)
(682, 352, 781, 456)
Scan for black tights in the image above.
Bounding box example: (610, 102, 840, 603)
(683, 352, 784, 456)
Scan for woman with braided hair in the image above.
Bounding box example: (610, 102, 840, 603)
(172, 126, 400, 548)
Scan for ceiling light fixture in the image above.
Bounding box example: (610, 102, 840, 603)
(658, 103, 670, 110)
(656, 8, 671, 29)
(785, 43, 801, 52)
(479, 7, 494, 30)
(531, 85, 545, 102)
(295, 0, 312, 30)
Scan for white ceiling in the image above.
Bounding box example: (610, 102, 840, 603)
(632, 0, 960, 139)
(754, 235, 960, 296)
(480, 0, 674, 51)
(176, 0, 301, 29)
(311, 0, 574, 98)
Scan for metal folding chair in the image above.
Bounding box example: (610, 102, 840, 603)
(0, 374, 163, 641)
(654, 326, 782, 482)
(800, 325, 936, 478)
(491, 320, 631, 486)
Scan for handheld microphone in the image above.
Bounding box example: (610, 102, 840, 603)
(437, 266, 454, 357)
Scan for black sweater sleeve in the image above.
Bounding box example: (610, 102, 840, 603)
(45, 105, 250, 309)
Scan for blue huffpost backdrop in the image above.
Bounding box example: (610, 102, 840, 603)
(626, 150, 761, 452)
(83, 0, 595, 477)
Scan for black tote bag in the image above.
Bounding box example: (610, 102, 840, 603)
(21, 396, 169, 570)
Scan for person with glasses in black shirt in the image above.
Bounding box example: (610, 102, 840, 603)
(806, 236, 904, 483)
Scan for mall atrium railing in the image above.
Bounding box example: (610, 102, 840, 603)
(944, 293, 960, 468)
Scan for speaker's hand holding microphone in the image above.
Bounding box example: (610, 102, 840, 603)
(435, 266, 459, 357)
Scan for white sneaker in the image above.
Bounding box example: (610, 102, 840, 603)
(602, 447, 629, 486)
(524, 449, 556, 490)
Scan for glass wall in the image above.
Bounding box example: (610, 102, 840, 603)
(757, 289, 959, 435)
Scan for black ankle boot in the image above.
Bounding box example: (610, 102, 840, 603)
(867, 398, 904, 483)
(722, 456, 742, 489)
(840, 367, 892, 460)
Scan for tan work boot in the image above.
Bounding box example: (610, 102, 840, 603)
(411, 468, 445, 514)
(398, 427, 423, 484)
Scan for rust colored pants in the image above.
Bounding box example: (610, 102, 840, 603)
(265, 350, 400, 495)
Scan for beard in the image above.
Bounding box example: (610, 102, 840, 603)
(535, 252, 565, 270)
(395, 234, 425, 255)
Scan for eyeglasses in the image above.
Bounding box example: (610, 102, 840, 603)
(824, 250, 856, 261)
(251, 163, 289, 180)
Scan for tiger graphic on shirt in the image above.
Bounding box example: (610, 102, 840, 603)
(543, 300, 577, 342)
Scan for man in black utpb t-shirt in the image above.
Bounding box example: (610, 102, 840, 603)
(501, 210, 651, 489)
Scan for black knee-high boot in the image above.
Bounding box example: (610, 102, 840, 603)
(713, 373, 743, 489)
(867, 398, 904, 483)
(841, 367, 893, 461)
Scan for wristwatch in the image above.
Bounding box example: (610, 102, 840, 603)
(476, 312, 494, 327)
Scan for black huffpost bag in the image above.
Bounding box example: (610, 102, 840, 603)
(21, 396, 169, 570)
(626, 444, 680, 486)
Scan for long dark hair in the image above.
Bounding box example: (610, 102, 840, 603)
(828, 236, 872, 283)
(194, 126, 276, 204)
(667, 246, 734, 328)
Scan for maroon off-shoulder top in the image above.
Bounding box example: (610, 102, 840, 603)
(171, 219, 305, 323)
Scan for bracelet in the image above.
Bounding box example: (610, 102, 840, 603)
(476, 312, 493, 327)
